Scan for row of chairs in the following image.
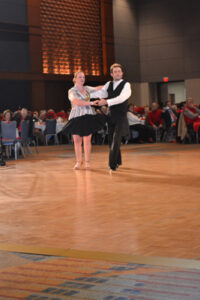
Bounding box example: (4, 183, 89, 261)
(0, 120, 38, 160)
(0, 119, 61, 160)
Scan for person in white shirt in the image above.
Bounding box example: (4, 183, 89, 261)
(127, 109, 142, 126)
(90, 63, 131, 171)
(127, 104, 154, 143)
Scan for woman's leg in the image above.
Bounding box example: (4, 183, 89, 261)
(73, 135, 83, 169)
(83, 134, 92, 168)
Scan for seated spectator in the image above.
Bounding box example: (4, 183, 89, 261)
(2, 109, 12, 123)
(148, 102, 164, 141)
(13, 108, 33, 136)
(56, 110, 68, 120)
(127, 104, 153, 143)
(183, 98, 200, 142)
(46, 109, 57, 120)
(39, 110, 47, 121)
(33, 111, 39, 122)
(163, 101, 177, 130)
(172, 104, 178, 113)
(183, 98, 200, 129)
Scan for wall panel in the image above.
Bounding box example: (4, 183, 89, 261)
(40, 0, 103, 76)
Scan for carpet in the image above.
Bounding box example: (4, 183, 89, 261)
(0, 249, 200, 299)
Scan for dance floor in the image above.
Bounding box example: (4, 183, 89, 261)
(0, 143, 200, 262)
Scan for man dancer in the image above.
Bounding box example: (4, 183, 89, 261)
(91, 63, 132, 171)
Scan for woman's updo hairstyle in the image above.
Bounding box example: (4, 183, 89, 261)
(73, 70, 84, 84)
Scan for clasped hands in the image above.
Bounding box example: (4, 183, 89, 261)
(93, 99, 107, 106)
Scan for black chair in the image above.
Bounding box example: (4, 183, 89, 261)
(45, 119, 59, 145)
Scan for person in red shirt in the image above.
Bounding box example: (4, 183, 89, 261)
(46, 109, 57, 120)
(56, 110, 68, 120)
(148, 102, 164, 142)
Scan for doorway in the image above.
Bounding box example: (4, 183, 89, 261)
(149, 81, 186, 107)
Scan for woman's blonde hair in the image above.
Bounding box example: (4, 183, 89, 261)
(73, 70, 85, 84)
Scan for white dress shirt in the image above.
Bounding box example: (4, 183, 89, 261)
(90, 79, 132, 107)
(127, 112, 142, 126)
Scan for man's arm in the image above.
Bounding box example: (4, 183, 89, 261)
(90, 82, 109, 99)
(86, 85, 104, 93)
(99, 82, 131, 107)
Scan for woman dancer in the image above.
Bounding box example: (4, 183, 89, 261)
(62, 71, 104, 170)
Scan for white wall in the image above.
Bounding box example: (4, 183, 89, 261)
(168, 82, 186, 103)
(185, 78, 200, 105)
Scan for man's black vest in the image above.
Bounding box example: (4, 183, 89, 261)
(107, 80, 128, 120)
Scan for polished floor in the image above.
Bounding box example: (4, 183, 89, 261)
(0, 143, 200, 260)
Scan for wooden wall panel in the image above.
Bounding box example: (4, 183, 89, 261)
(40, 0, 103, 76)
(27, 0, 43, 73)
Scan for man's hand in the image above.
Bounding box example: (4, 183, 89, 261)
(159, 124, 163, 128)
(92, 100, 99, 106)
(98, 99, 107, 106)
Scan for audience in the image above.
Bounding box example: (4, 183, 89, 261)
(1, 98, 200, 160)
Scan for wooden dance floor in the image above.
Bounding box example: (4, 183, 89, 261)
(0, 143, 200, 262)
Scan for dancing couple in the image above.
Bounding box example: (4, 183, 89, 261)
(62, 63, 132, 171)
